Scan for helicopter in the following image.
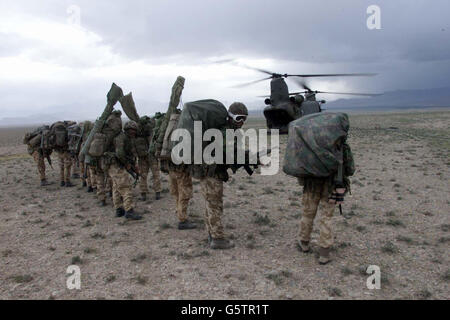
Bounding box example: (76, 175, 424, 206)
(231, 63, 380, 133)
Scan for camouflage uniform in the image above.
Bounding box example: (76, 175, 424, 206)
(199, 175, 224, 238)
(298, 178, 336, 248)
(94, 163, 107, 202)
(107, 128, 137, 212)
(71, 157, 80, 177)
(149, 157, 162, 193)
(56, 150, 72, 184)
(169, 165, 193, 222)
(31, 149, 46, 182)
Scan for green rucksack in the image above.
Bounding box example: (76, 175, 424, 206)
(67, 124, 84, 156)
(50, 121, 68, 149)
(283, 112, 355, 183)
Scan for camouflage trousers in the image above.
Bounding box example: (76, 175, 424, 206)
(200, 176, 224, 239)
(80, 161, 95, 187)
(32, 151, 46, 181)
(92, 164, 106, 201)
(71, 157, 80, 176)
(108, 163, 134, 211)
(56, 151, 72, 183)
(150, 157, 162, 193)
(169, 168, 193, 222)
(299, 179, 336, 248)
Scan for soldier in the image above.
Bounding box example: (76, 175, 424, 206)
(50, 121, 74, 187)
(78, 121, 94, 189)
(297, 135, 355, 264)
(106, 120, 142, 220)
(148, 112, 165, 200)
(196, 102, 249, 249)
(23, 126, 52, 186)
(162, 109, 196, 230)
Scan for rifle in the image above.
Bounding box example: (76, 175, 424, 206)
(229, 148, 272, 176)
(126, 164, 140, 188)
(39, 132, 53, 169)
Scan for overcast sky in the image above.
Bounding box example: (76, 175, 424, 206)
(1, 0, 449, 120)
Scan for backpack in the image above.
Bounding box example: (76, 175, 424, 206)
(175, 99, 228, 166)
(282, 112, 354, 182)
(88, 113, 122, 157)
(67, 124, 84, 155)
(23, 125, 49, 146)
(50, 121, 68, 148)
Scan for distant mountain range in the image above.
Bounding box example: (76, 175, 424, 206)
(1, 87, 449, 127)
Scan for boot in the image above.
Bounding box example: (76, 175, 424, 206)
(108, 191, 113, 198)
(210, 238, 235, 250)
(115, 207, 125, 217)
(87, 186, 94, 193)
(140, 193, 147, 201)
(125, 209, 142, 220)
(178, 220, 197, 230)
(298, 240, 310, 253)
(99, 200, 106, 207)
(319, 247, 332, 265)
(40, 179, 51, 186)
(155, 192, 161, 200)
(65, 181, 74, 187)
(60, 181, 65, 187)
(82, 181, 87, 187)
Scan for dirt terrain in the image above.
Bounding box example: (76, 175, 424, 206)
(0, 110, 449, 300)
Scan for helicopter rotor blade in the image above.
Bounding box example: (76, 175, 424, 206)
(231, 76, 273, 88)
(290, 78, 312, 92)
(288, 73, 377, 78)
(314, 91, 383, 96)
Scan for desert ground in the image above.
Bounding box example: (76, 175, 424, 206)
(0, 110, 449, 300)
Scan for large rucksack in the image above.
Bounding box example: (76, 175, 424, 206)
(88, 112, 122, 157)
(282, 112, 354, 182)
(23, 125, 48, 146)
(175, 99, 228, 165)
(134, 116, 154, 157)
(67, 124, 84, 156)
(50, 121, 68, 149)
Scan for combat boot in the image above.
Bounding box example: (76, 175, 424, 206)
(178, 220, 197, 230)
(99, 200, 106, 207)
(298, 240, 310, 253)
(319, 247, 332, 265)
(124, 209, 142, 220)
(210, 238, 235, 250)
(155, 192, 161, 200)
(140, 193, 147, 201)
(65, 181, 74, 187)
(115, 207, 125, 217)
(60, 181, 65, 187)
(87, 186, 94, 193)
(40, 179, 51, 186)
(82, 181, 87, 187)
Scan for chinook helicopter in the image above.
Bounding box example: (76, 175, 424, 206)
(231, 63, 379, 133)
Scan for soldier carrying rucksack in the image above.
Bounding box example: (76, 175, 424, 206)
(50, 121, 76, 187)
(283, 112, 355, 264)
(23, 125, 53, 186)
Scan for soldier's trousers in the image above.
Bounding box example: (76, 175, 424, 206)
(200, 176, 224, 239)
(138, 156, 150, 195)
(299, 180, 336, 248)
(108, 163, 134, 211)
(80, 161, 94, 187)
(149, 158, 162, 193)
(94, 165, 107, 202)
(71, 157, 80, 176)
(88, 166, 98, 189)
(169, 169, 193, 222)
(56, 151, 72, 183)
(32, 151, 46, 181)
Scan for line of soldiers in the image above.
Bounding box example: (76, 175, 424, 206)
(24, 103, 353, 264)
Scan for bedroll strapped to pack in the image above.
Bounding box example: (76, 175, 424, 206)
(160, 112, 180, 160)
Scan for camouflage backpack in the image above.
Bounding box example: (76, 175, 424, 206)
(88, 111, 122, 157)
(67, 123, 84, 156)
(282, 112, 355, 184)
(160, 111, 181, 160)
(50, 121, 69, 149)
(134, 116, 154, 157)
(23, 125, 50, 147)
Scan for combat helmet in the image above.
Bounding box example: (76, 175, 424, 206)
(124, 120, 138, 131)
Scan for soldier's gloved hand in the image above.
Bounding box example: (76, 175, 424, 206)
(329, 188, 346, 205)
